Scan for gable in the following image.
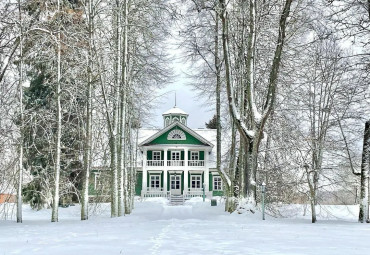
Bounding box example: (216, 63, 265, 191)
(146, 126, 207, 145)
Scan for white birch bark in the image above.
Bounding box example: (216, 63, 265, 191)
(359, 120, 370, 223)
(51, 0, 62, 222)
(220, 0, 293, 205)
(81, 0, 94, 221)
(16, 0, 23, 223)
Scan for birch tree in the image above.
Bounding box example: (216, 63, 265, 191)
(16, 0, 24, 223)
(359, 120, 369, 223)
(81, 0, 94, 221)
(220, 0, 293, 205)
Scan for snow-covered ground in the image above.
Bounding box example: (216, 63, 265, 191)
(0, 198, 369, 255)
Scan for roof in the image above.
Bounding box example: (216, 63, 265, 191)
(162, 106, 188, 115)
(139, 121, 214, 148)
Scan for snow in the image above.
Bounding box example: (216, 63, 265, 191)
(1, 199, 369, 255)
(162, 106, 188, 115)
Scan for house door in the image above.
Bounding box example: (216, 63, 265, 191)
(170, 175, 181, 195)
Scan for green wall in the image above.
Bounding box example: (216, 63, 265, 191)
(135, 172, 143, 195)
(209, 173, 224, 196)
(148, 127, 207, 145)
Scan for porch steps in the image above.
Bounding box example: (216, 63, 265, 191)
(169, 195, 185, 205)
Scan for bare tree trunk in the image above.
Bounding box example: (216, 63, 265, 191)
(81, 0, 93, 221)
(359, 120, 370, 223)
(225, 120, 237, 212)
(16, 0, 23, 223)
(51, 0, 62, 223)
(118, 0, 128, 217)
(111, 0, 121, 218)
(220, 0, 293, 206)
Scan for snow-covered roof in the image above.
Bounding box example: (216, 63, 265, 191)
(162, 106, 188, 115)
(139, 121, 214, 148)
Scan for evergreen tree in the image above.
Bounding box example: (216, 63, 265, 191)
(205, 114, 217, 129)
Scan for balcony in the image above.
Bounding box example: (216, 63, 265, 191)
(188, 160, 204, 167)
(146, 160, 164, 167)
(167, 160, 184, 166)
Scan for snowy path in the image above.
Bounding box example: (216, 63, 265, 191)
(1, 200, 370, 255)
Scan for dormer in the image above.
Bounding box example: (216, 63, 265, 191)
(162, 106, 189, 127)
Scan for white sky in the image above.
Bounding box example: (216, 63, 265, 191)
(145, 32, 215, 130)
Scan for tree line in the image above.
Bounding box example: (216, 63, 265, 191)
(0, 0, 369, 224)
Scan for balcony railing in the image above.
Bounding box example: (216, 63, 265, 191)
(188, 160, 205, 167)
(145, 160, 204, 167)
(185, 188, 211, 199)
(146, 160, 164, 166)
(141, 188, 170, 198)
(167, 160, 184, 166)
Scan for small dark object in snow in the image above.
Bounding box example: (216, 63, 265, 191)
(211, 199, 217, 206)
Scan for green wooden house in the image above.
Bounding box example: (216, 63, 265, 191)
(90, 106, 223, 200)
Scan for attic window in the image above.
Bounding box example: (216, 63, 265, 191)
(168, 129, 186, 140)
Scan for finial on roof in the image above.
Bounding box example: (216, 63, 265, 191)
(175, 91, 177, 107)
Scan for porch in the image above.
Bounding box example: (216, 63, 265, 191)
(141, 188, 212, 199)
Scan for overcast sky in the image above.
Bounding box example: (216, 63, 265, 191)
(148, 73, 214, 130)
(143, 33, 215, 130)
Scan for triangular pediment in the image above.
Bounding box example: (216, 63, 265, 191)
(139, 122, 213, 147)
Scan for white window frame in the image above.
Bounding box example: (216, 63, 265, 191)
(171, 151, 180, 161)
(167, 129, 186, 140)
(191, 175, 202, 189)
(190, 151, 199, 161)
(153, 151, 161, 161)
(170, 175, 181, 190)
(213, 176, 222, 191)
(150, 175, 161, 189)
(94, 173, 101, 190)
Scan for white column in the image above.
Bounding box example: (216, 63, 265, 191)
(204, 149, 209, 193)
(163, 148, 168, 193)
(142, 149, 147, 195)
(184, 148, 189, 194)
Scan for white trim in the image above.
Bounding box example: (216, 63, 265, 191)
(153, 150, 161, 160)
(213, 176, 223, 191)
(190, 174, 202, 189)
(148, 170, 162, 174)
(189, 170, 203, 174)
(150, 174, 161, 189)
(171, 151, 181, 161)
(190, 151, 199, 160)
(139, 121, 214, 148)
(168, 129, 186, 140)
(94, 172, 101, 190)
(168, 170, 182, 174)
(170, 174, 181, 194)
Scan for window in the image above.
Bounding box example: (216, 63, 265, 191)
(213, 176, 222, 190)
(150, 175, 161, 189)
(167, 129, 186, 140)
(171, 151, 180, 161)
(190, 151, 199, 160)
(94, 173, 101, 190)
(165, 117, 170, 126)
(181, 117, 186, 124)
(153, 151, 161, 161)
(173, 117, 179, 122)
(191, 175, 202, 189)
